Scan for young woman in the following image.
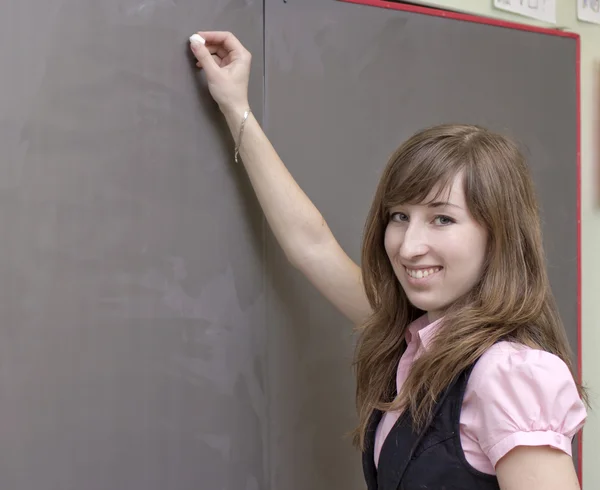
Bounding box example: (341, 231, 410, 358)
(189, 31, 588, 490)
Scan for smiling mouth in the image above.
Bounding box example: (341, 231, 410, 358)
(405, 267, 442, 279)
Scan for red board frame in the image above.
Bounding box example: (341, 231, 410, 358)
(338, 0, 583, 483)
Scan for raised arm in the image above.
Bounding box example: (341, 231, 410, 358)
(190, 31, 372, 325)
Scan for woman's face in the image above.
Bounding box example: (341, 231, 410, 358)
(384, 173, 488, 321)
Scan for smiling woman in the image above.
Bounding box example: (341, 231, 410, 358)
(190, 31, 587, 490)
(355, 124, 587, 488)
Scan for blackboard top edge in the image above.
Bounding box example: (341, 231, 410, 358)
(338, 0, 579, 41)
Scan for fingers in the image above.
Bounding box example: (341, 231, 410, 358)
(195, 31, 248, 60)
(206, 44, 228, 60)
(194, 45, 227, 69)
(190, 39, 220, 76)
(196, 55, 223, 69)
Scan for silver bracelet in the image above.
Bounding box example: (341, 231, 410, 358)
(234, 108, 251, 163)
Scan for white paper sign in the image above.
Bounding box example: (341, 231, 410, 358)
(578, 0, 600, 24)
(493, 0, 556, 24)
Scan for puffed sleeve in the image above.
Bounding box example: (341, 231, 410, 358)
(464, 343, 587, 468)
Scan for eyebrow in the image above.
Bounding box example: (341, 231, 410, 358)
(428, 201, 464, 210)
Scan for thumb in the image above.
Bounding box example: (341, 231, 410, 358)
(190, 36, 219, 76)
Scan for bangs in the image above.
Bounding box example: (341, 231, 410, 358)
(382, 145, 467, 211)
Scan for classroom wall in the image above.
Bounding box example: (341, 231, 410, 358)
(417, 0, 600, 487)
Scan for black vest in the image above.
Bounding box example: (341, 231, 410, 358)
(362, 367, 500, 490)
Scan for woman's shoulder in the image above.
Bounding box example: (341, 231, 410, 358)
(462, 341, 587, 467)
(470, 340, 576, 390)
(464, 340, 587, 438)
(476, 340, 570, 369)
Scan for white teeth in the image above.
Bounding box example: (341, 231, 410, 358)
(406, 267, 441, 279)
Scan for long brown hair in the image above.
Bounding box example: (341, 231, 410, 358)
(352, 123, 587, 450)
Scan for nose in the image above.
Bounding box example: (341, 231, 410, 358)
(399, 222, 429, 260)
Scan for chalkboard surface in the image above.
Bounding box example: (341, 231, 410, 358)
(0, 0, 578, 489)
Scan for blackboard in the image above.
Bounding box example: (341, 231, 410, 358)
(0, 0, 579, 488)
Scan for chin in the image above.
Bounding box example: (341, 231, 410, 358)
(405, 294, 449, 316)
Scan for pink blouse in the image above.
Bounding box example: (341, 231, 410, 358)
(374, 315, 587, 474)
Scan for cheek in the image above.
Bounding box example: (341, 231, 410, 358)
(472, 231, 489, 270)
(384, 226, 401, 258)
(451, 232, 488, 280)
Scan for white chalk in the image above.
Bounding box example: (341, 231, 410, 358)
(189, 34, 206, 46)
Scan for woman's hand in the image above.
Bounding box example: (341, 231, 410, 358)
(190, 31, 252, 117)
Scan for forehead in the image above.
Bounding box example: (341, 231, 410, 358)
(419, 172, 466, 206)
(385, 161, 468, 211)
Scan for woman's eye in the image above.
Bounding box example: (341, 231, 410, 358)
(434, 215, 454, 226)
(390, 212, 408, 222)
